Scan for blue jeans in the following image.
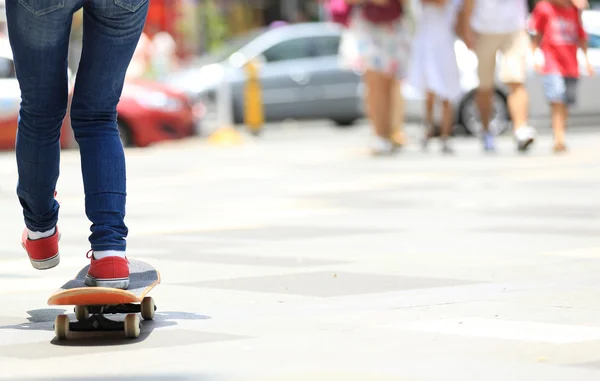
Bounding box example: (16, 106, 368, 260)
(6, 0, 149, 251)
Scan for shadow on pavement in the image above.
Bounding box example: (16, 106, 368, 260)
(0, 308, 211, 346)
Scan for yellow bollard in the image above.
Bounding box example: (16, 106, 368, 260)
(243, 59, 264, 136)
(207, 126, 244, 145)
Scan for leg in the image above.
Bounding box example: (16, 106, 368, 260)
(441, 99, 453, 140)
(476, 89, 494, 133)
(505, 83, 528, 130)
(365, 69, 394, 139)
(425, 91, 436, 128)
(390, 19, 411, 148)
(550, 102, 568, 151)
(6, 0, 78, 269)
(380, 75, 396, 141)
(71, 1, 148, 287)
(72, 1, 148, 252)
(474, 33, 503, 152)
(391, 79, 407, 147)
(500, 30, 536, 151)
(499, 30, 529, 128)
(554, 77, 578, 152)
(441, 99, 454, 154)
(476, 84, 496, 152)
(543, 74, 571, 153)
(365, 69, 395, 155)
(421, 91, 436, 150)
(7, 1, 73, 231)
(474, 33, 501, 134)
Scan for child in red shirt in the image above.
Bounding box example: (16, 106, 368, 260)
(529, 0, 593, 153)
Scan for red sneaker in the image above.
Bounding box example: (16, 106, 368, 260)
(21, 227, 60, 270)
(84, 251, 130, 289)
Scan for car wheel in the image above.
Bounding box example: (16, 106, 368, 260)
(332, 118, 357, 128)
(118, 120, 134, 148)
(458, 89, 510, 136)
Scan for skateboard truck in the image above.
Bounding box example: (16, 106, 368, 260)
(69, 314, 127, 332)
(53, 297, 156, 340)
(86, 303, 157, 316)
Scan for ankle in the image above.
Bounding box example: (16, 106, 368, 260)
(92, 250, 126, 260)
(27, 227, 56, 241)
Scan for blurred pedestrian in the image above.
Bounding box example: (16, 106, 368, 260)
(7, 0, 149, 289)
(127, 30, 153, 80)
(462, 0, 537, 152)
(149, 25, 178, 80)
(336, 0, 411, 156)
(407, 0, 464, 154)
(529, 0, 593, 153)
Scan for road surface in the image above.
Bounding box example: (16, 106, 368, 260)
(0, 124, 599, 380)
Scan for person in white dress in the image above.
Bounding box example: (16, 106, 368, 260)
(151, 30, 178, 80)
(407, 0, 463, 153)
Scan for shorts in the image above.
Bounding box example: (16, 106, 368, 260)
(543, 75, 578, 106)
(339, 10, 411, 80)
(474, 30, 529, 89)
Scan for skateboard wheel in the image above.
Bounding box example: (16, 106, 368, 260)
(54, 314, 70, 340)
(141, 297, 155, 320)
(124, 314, 140, 339)
(74, 306, 89, 321)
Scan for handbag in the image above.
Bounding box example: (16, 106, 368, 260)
(326, 0, 354, 27)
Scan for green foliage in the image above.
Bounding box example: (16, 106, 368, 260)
(202, 0, 232, 52)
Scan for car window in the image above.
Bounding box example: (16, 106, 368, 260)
(312, 35, 341, 57)
(262, 37, 313, 63)
(0, 57, 15, 79)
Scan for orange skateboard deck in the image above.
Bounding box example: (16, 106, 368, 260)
(48, 260, 160, 340)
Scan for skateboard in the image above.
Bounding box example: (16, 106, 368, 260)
(48, 259, 160, 340)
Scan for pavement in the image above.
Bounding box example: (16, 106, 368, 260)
(0, 124, 600, 380)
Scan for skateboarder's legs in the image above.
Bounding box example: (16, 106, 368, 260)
(7, 0, 149, 286)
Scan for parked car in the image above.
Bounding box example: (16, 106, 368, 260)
(112, 80, 202, 148)
(361, 9, 600, 136)
(0, 42, 201, 150)
(165, 22, 363, 128)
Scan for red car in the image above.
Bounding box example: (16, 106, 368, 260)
(0, 47, 203, 150)
(63, 80, 203, 149)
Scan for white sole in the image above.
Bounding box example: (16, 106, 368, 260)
(84, 275, 129, 289)
(29, 253, 60, 270)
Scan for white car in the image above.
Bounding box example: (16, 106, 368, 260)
(366, 9, 600, 136)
